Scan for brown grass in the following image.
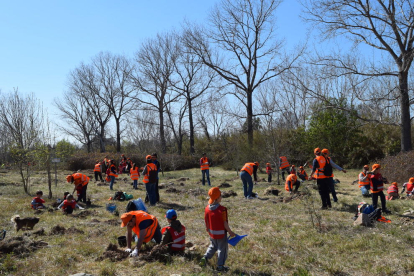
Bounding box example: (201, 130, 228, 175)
(0, 167, 414, 275)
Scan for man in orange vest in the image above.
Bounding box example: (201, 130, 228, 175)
(120, 210, 162, 257)
(358, 165, 371, 197)
(310, 148, 332, 209)
(279, 156, 290, 181)
(240, 162, 259, 199)
(285, 173, 300, 194)
(66, 172, 90, 203)
(142, 155, 158, 206)
(200, 153, 211, 186)
(321, 149, 346, 203)
(298, 166, 308, 181)
(161, 209, 186, 254)
(94, 160, 103, 182)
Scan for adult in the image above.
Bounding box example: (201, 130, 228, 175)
(321, 149, 346, 203)
(142, 155, 158, 206)
(94, 160, 103, 182)
(151, 153, 162, 203)
(161, 209, 186, 254)
(279, 156, 290, 181)
(402, 177, 414, 196)
(240, 162, 259, 199)
(200, 153, 211, 186)
(108, 160, 118, 190)
(289, 165, 296, 175)
(121, 210, 162, 257)
(285, 173, 300, 194)
(358, 165, 371, 197)
(369, 164, 391, 214)
(66, 172, 90, 203)
(310, 148, 332, 209)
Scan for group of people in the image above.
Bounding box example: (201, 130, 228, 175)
(30, 190, 84, 214)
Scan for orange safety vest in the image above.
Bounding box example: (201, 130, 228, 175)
(370, 175, 383, 193)
(143, 163, 157, 184)
(129, 211, 159, 243)
(279, 156, 290, 170)
(358, 172, 370, 188)
(240, 163, 255, 175)
(285, 174, 298, 191)
(130, 167, 140, 180)
(161, 225, 186, 251)
(298, 169, 308, 180)
(72, 173, 89, 186)
(94, 163, 101, 172)
(314, 156, 328, 179)
(387, 185, 398, 194)
(109, 164, 118, 177)
(205, 205, 227, 239)
(200, 157, 210, 170)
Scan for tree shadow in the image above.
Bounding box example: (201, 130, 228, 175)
(156, 202, 193, 211)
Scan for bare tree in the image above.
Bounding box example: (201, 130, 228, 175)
(184, 0, 300, 148)
(166, 100, 188, 155)
(303, 0, 414, 151)
(132, 32, 181, 154)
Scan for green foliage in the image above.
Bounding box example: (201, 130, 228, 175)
(0, 254, 16, 273)
(55, 139, 76, 161)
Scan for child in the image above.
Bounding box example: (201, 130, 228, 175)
(358, 165, 371, 197)
(199, 187, 236, 272)
(266, 163, 273, 183)
(94, 160, 103, 182)
(402, 177, 414, 196)
(63, 191, 70, 200)
(289, 165, 296, 175)
(298, 166, 308, 181)
(161, 209, 186, 254)
(31, 190, 45, 210)
(370, 164, 391, 214)
(130, 163, 140, 190)
(386, 182, 399, 200)
(57, 194, 84, 214)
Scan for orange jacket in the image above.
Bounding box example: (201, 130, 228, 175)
(143, 163, 157, 184)
(279, 156, 289, 170)
(94, 163, 101, 172)
(204, 205, 227, 239)
(200, 157, 210, 170)
(358, 171, 370, 188)
(130, 167, 140, 180)
(129, 211, 159, 243)
(72, 173, 89, 186)
(285, 174, 298, 191)
(314, 156, 328, 179)
(241, 163, 255, 175)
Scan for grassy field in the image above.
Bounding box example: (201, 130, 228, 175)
(1, 167, 414, 276)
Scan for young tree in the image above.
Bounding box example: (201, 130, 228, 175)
(184, 0, 299, 149)
(303, 0, 414, 151)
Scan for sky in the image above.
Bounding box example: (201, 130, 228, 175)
(0, 0, 307, 123)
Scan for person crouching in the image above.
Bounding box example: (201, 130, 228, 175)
(161, 209, 186, 254)
(57, 194, 84, 214)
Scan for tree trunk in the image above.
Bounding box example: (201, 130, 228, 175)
(159, 106, 166, 154)
(116, 118, 121, 153)
(399, 72, 412, 151)
(247, 90, 254, 148)
(46, 154, 52, 199)
(100, 125, 106, 153)
(188, 98, 195, 155)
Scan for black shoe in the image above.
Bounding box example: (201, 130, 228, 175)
(327, 205, 332, 208)
(321, 206, 328, 210)
(383, 209, 391, 214)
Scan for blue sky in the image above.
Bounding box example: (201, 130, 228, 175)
(0, 0, 306, 119)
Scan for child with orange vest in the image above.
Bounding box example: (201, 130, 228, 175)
(161, 209, 186, 254)
(358, 165, 371, 197)
(402, 177, 414, 196)
(285, 173, 300, 194)
(108, 160, 118, 191)
(298, 166, 308, 181)
(266, 163, 273, 183)
(31, 190, 45, 210)
(57, 194, 84, 214)
(94, 160, 103, 182)
(370, 164, 391, 214)
(130, 163, 140, 190)
(386, 182, 399, 200)
(199, 187, 236, 272)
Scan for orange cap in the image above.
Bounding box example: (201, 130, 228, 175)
(409, 177, 414, 184)
(254, 162, 259, 166)
(66, 175, 73, 182)
(208, 187, 221, 204)
(146, 155, 152, 160)
(372, 164, 381, 170)
(266, 163, 270, 166)
(314, 148, 321, 154)
(363, 165, 369, 169)
(291, 165, 295, 168)
(299, 166, 303, 169)
(391, 182, 397, 186)
(321, 149, 329, 154)
(120, 213, 134, 227)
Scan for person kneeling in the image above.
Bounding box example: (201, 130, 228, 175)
(57, 194, 84, 214)
(161, 209, 186, 255)
(285, 173, 300, 194)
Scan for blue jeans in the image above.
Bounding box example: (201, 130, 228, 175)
(202, 169, 211, 186)
(145, 183, 157, 206)
(360, 185, 370, 196)
(240, 171, 253, 198)
(133, 180, 138, 189)
(110, 176, 115, 190)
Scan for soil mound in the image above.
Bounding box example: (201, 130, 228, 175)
(218, 183, 232, 188)
(165, 187, 181, 194)
(97, 243, 130, 262)
(264, 187, 280, 196)
(50, 225, 66, 235)
(66, 227, 84, 234)
(104, 219, 119, 226)
(71, 210, 98, 218)
(221, 190, 237, 198)
(24, 228, 45, 237)
(139, 244, 171, 262)
(186, 188, 206, 196)
(0, 236, 48, 256)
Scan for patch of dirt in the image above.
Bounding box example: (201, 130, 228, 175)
(165, 187, 181, 194)
(221, 190, 237, 198)
(179, 183, 185, 186)
(97, 243, 130, 262)
(186, 188, 206, 196)
(257, 178, 267, 182)
(139, 244, 171, 262)
(51, 202, 60, 207)
(177, 177, 189, 181)
(97, 182, 108, 186)
(50, 225, 66, 235)
(24, 228, 45, 237)
(264, 187, 280, 196)
(71, 210, 98, 218)
(104, 219, 119, 226)
(218, 183, 232, 188)
(0, 236, 48, 256)
(66, 227, 84, 234)
(34, 209, 43, 214)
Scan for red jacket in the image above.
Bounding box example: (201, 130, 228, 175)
(204, 204, 227, 239)
(62, 200, 76, 210)
(31, 197, 45, 209)
(162, 225, 186, 251)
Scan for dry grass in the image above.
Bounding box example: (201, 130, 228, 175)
(1, 167, 414, 275)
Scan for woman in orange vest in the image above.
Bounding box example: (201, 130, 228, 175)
(386, 182, 399, 200)
(358, 165, 371, 197)
(279, 156, 290, 181)
(94, 160, 103, 182)
(240, 162, 259, 199)
(108, 160, 118, 191)
(200, 153, 211, 186)
(130, 163, 140, 190)
(161, 209, 186, 254)
(285, 173, 300, 194)
(142, 155, 158, 206)
(310, 148, 332, 209)
(370, 164, 391, 214)
(120, 210, 162, 257)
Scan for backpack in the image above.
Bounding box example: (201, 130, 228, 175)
(114, 191, 126, 201)
(125, 200, 137, 212)
(323, 157, 333, 176)
(368, 208, 382, 221)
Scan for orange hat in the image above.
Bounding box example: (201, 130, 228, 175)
(409, 177, 414, 184)
(391, 182, 397, 186)
(146, 155, 152, 160)
(208, 187, 221, 204)
(363, 165, 369, 169)
(321, 149, 329, 154)
(291, 165, 295, 167)
(299, 166, 303, 169)
(120, 213, 134, 227)
(266, 163, 270, 166)
(314, 148, 321, 154)
(66, 175, 73, 182)
(254, 162, 259, 166)
(372, 164, 381, 170)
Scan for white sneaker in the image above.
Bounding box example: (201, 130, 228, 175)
(246, 195, 255, 199)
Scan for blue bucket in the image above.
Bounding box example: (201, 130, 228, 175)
(106, 203, 117, 213)
(228, 234, 247, 246)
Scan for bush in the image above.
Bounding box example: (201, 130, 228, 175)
(378, 151, 414, 184)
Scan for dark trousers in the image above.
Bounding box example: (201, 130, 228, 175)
(145, 183, 157, 206)
(94, 171, 103, 181)
(317, 178, 331, 207)
(156, 178, 160, 202)
(372, 191, 386, 210)
(268, 173, 272, 183)
(281, 168, 290, 181)
(328, 177, 338, 202)
(78, 185, 87, 203)
(64, 206, 73, 214)
(202, 169, 211, 186)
